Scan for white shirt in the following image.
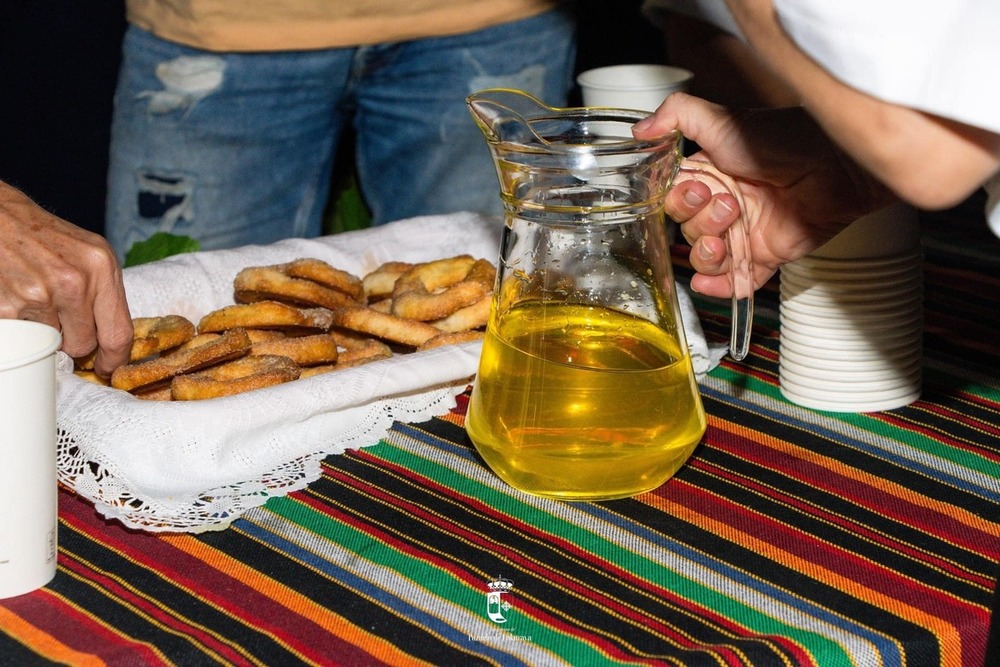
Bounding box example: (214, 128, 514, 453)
(642, 0, 1000, 236)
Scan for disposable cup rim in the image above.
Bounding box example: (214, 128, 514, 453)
(779, 373, 922, 401)
(576, 64, 694, 91)
(779, 317, 924, 339)
(779, 281, 922, 303)
(779, 270, 922, 292)
(792, 251, 923, 270)
(779, 297, 923, 317)
(778, 343, 924, 371)
(779, 363, 922, 390)
(0, 320, 62, 372)
(779, 385, 922, 412)
(779, 291, 923, 311)
(780, 326, 922, 350)
(779, 359, 924, 379)
(778, 338, 922, 361)
(780, 300, 923, 316)
(782, 261, 923, 279)
(779, 316, 923, 335)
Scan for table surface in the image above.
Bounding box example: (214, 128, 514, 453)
(3, 198, 999, 667)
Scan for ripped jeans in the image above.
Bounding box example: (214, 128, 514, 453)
(105, 8, 577, 256)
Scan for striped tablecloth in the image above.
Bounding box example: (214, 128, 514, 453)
(3, 199, 999, 666)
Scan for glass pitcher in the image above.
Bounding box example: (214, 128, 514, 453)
(465, 89, 753, 501)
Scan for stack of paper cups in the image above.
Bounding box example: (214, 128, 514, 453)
(779, 203, 924, 412)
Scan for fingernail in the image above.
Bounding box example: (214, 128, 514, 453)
(697, 243, 715, 261)
(683, 189, 707, 207)
(632, 115, 653, 132)
(711, 198, 735, 222)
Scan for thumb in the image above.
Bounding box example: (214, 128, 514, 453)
(632, 92, 728, 148)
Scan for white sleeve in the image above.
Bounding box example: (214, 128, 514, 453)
(773, 0, 1000, 134)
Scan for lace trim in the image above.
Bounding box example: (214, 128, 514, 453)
(57, 388, 462, 532)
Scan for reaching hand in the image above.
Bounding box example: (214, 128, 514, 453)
(0, 182, 132, 377)
(633, 94, 894, 298)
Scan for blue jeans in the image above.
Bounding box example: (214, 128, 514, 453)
(105, 8, 577, 256)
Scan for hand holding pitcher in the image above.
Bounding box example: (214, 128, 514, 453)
(634, 94, 895, 296)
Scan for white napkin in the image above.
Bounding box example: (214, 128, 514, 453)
(678, 282, 728, 380)
(56, 213, 724, 532)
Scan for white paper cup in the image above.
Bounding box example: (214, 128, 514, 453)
(780, 291, 923, 313)
(777, 348, 924, 378)
(779, 279, 922, 303)
(779, 294, 923, 319)
(0, 320, 62, 599)
(791, 251, 924, 272)
(780, 309, 922, 332)
(577, 64, 693, 112)
(783, 255, 923, 281)
(779, 313, 924, 341)
(779, 371, 922, 413)
(779, 362, 922, 390)
(778, 351, 922, 376)
(779, 269, 922, 293)
(780, 326, 920, 353)
(780, 340, 920, 363)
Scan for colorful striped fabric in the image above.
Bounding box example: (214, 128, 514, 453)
(2, 199, 999, 666)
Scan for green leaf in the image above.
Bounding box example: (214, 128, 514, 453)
(325, 174, 371, 234)
(123, 232, 201, 267)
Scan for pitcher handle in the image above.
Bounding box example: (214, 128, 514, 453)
(676, 158, 754, 361)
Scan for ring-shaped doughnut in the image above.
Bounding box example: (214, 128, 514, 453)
(369, 298, 393, 313)
(391, 256, 495, 321)
(129, 315, 197, 361)
(74, 314, 196, 370)
(198, 301, 333, 334)
(134, 385, 173, 401)
(164, 332, 221, 355)
(283, 258, 364, 301)
(417, 330, 486, 351)
(362, 261, 414, 302)
(331, 306, 442, 347)
(111, 327, 252, 393)
(328, 328, 377, 351)
(244, 329, 287, 344)
(250, 333, 339, 367)
(171, 354, 300, 400)
(335, 338, 393, 365)
(234, 265, 359, 310)
(429, 294, 491, 332)
(299, 339, 393, 378)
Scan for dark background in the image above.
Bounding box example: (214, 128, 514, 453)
(0, 1, 664, 237)
(0, 1, 127, 234)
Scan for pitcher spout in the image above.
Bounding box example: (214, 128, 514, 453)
(466, 88, 558, 146)
(465, 87, 683, 209)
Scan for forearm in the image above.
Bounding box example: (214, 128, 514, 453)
(724, 0, 1000, 209)
(663, 13, 799, 108)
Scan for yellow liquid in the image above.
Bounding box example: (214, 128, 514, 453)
(466, 301, 706, 501)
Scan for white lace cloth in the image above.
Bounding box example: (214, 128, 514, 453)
(56, 212, 724, 533)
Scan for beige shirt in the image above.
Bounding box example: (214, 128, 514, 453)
(126, 0, 562, 52)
